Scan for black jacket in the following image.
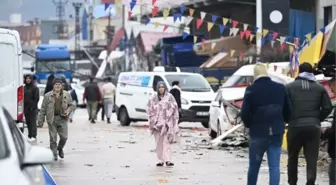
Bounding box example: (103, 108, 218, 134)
(24, 83, 39, 112)
(322, 108, 335, 159)
(170, 87, 181, 108)
(241, 77, 292, 138)
(83, 82, 101, 102)
(70, 89, 78, 104)
(286, 77, 333, 128)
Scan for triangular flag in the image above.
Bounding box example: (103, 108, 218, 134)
(280, 43, 286, 52)
(163, 25, 169, 32)
(104, 3, 110, 10)
(289, 45, 294, 54)
(249, 34, 255, 42)
(200, 12, 206, 20)
(223, 18, 229, 26)
(193, 36, 198, 43)
(152, 6, 159, 17)
(211, 15, 217, 23)
(262, 29, 269, 37)
(211, 43, 216, 50)
(320, 27, 325, 34)
(219, 25, 226, 35)
(196, 19, 203, 29)
(243, 24, 248, 31)
(279, 36, 286, 45)
(221, 46, 225, 52)
(163, 9, 170, 19)
(182, 32, 189, 40)
(229, 28, 239, 36)
(232, 20, 238, 28)
(152, 0, 156, 5)
(185, 16, 193, 26)
(154, 22, 159, 29)
(130, 2, 136, 11)
(239, 52, 245, 60)
(245, 30, 251, 39)
(144, 18, 150, 25)
(267, 34, 274, 41)
(305, 33, 312, 42)
(180, 5, 184, 14)
(274, 65, 278, 72)
(230, 50, 236, 57)
(254, 27, 259, 33)
(270, 40, 275, 48)
(173, 14, 180, 22)
(189, 8, 195, 16)
(240, 31, 245, 39)
(272, 32, 279, 40)
(256, 32, 262, 40)
(261, 37, 265, 46)
(207, 22, 214, 31)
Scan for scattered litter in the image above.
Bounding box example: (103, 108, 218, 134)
(84, 164, 94, 167)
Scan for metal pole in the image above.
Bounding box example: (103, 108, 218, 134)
(72, 2, 83, 71)
(256, 0, 262, 62)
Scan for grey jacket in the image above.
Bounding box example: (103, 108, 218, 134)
(38, 90, 75, 126)
(286, 77, 333, 128)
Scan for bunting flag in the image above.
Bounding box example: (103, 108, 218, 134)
(173, 14, 182, 22)
(272, 32, 279, 40)
(305, 33, 312, 42)
(239, 31, 245, 39)
(239, 52, 245, 60)
(262, 29, 269, 37)
(271, 40, 275, 48)
(182, 32, 189, 40)
(211, 42, 216, 50)
(279, 36, 286, 45)
(211, 15, 217, 23)
(152, 6, 159, 17)
(243, 24, 248, 31)
(144, 18, 150, 25)
(104, 3, 110, 10)
(189, 8, 195, 16)
(196, 19, 203, 29)
(232, 20, 238, 28)
(289, 45, 294, 55)
(180, 6, 185, 14)
(130, 2, 136, 11)
(200, 12, 206, 20)
(230, 50, 236, 57)
(229, 27, 239, 36)
(152, 0, 156, 5)
(207, 22, 214, 31)
(154, 21, 159, 29)
(163, 9, 170, 19)
(249, 34, 255, 42)
(219, 25, 225, 35)
(163, 25, 169, 32)
(193, 36, 198, 43)
(185, 16, 193, 26)
(245, 30, 251, 39)
(223, 18, 229, 26)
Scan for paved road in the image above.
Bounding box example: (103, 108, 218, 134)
(34, 109, 329, 185)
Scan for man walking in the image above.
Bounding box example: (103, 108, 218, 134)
(241, 63, 292, 185)
(38, 78, 74, 161)
(83, 77, 102, 123)
(286, 62, 333, 185)
(102, 77, 115, 124)
(170, 81, 182, 118)
(24, 75, 40, 142)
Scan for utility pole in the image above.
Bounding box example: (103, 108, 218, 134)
(106, 5, 115, 47)
(88, 5, 94, 42)
(256, 0, 262, 63)
(72, 2, 82, 70)
(52, 0, 68, 39)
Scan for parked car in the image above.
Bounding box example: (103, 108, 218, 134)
(0, 105, 53, 185)
(70, 83, 85, 107)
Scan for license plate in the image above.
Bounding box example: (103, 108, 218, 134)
(196, 112, 209, 116)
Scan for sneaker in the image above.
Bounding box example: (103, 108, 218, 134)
(54, 155, 58, 161)
(91, 119, 96, 124)
(58, 149, 64, 159)
(30, 137, 36, 142)
(107, 118, 111, 124)
(166, 162, 174, 167)
(156, 162, 164, 167)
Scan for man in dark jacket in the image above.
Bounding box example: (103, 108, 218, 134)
(322, 77, 335, 185)
(83, 77, 102, 123)
(169, 81, 182, 118)
(286, 63, 333, 185)
(24, 75, 40, 141)
(241, 63, 292, 185)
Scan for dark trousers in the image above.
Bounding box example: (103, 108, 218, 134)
(287, 126, 321, 185)
(330, 159, 335, 185)
(247, 135, 283, 185)
(97, 103, 104, 120)
(24, 110, 37, 138)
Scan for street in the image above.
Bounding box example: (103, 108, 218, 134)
(35, 109, 330, 185)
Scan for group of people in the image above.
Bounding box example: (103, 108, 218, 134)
(240, 62, 335, 185)
(82, 77, 116, 124)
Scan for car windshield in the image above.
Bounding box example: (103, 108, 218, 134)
(165, 74, 212, 92)
(222, 75, 254, 87)
(36, 60, 70, 72)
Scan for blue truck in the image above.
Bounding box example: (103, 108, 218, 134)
(35, 44, 72, 84)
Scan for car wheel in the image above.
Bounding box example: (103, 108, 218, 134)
(119, 107, 131, 126)
(217, 120, 222, 136)
(208, 126, 217, 139)
(201, 121, 209, 128)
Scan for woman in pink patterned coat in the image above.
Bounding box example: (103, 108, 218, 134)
(147, 81, 179, 167)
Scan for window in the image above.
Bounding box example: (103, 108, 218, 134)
(0, 114, 10, 160)
(324, 6, 332, 26)
(222, 75, 254, 87)
(36, 60, 71, 72)
(165, 74, 212, 92)
(3, 108, 25, 162)
(38, 86, 45, 95)
(0, 44, 15, 87)
(152, 76, 165, 91)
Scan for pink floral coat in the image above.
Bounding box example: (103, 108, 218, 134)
(147, 92, 179, 138)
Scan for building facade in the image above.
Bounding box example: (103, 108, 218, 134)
(316, 0, 336, 30)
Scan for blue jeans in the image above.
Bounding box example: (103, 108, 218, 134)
(247, 135, 283, 185)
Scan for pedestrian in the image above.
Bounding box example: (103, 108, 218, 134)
(169, 81, 182, 117)
(241, 63, 292, 185)
(32, 74, 37, 85)
(83, 77, 102, 123)
(321, 77, 335, 185)
(286, 62, 333, 185)
(68, 84, 78, 123)
(96, 82, 105, 121)
(60, 76, 70, 91)
(147, 81, 179, 167)
(44, 74, 55, 95)
(24, 74, 40, 142)
(102, 77, 116, 124)
(38, 77, 75, 161)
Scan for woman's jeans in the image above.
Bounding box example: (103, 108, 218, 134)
(103, 98, 114, 119)
(247, 135, 283, 185)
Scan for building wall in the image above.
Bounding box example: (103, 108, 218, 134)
(316, 0, 336, 30)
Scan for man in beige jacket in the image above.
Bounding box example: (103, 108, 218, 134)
(102, 77, 116, 123)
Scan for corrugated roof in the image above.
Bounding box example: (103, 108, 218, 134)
(139, 31, 178, 53)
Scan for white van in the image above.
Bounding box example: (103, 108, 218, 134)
(115, 67, 215, 128)
(0, 28, 24, 130)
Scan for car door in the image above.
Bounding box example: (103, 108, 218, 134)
(135, 75, 153, 120)
(209, 92, 222, 131)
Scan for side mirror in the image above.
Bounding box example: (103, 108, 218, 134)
(21, 145, 54, 168)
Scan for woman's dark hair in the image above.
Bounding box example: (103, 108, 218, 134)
(172, 81, 179, 86)
(44, 74, 55, 95)
(299, 62, 313, 73)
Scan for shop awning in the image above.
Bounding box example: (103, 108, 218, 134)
(200, 52, 239, 69)
(109, 27, 125, 51)
(139, 31, 178, 53)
